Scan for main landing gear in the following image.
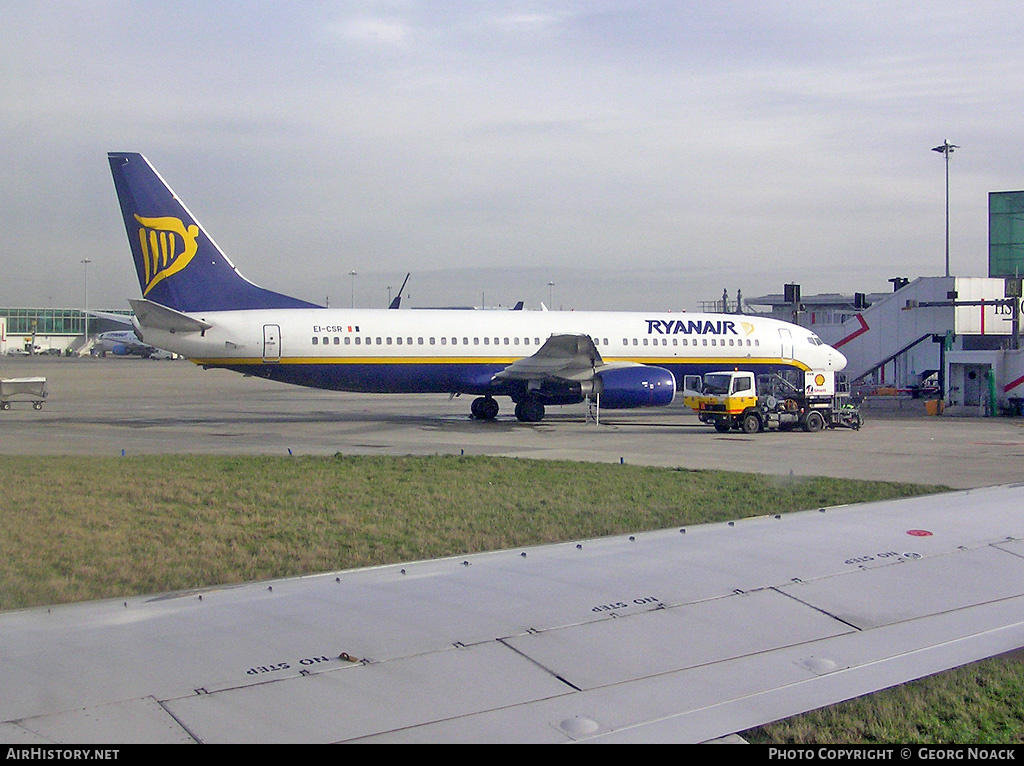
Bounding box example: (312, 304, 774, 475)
(470, 396, 500, 420)
(470, 396, 546, 423)
(513, 399, 545, 423)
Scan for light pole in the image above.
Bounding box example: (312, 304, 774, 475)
(81, 258, 92, 350)
(547, 281, 555, 308)
(932, 139, 959, 278)
(348, 271, 357, 308)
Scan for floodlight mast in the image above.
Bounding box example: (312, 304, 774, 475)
(932, 139, 959, 278)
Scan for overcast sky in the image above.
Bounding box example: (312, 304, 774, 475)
(2, 1, 1022, 312)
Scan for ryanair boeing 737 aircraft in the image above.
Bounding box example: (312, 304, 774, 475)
(108, 152, 846, 421)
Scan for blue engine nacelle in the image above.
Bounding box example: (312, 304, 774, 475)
(596, 365, 676, 409)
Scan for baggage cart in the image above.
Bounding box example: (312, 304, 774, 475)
(0, 377, 48, 410)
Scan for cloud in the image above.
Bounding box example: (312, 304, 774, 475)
(331, 17, 412, 47)
(0, 2, 1020, 310)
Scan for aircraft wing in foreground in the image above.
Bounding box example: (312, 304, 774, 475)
(3, 484, 1024, 743)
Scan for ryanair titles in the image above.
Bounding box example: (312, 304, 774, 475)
(646, 319, 749, 336)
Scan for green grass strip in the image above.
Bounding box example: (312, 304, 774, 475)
(0, 453, 938, 610)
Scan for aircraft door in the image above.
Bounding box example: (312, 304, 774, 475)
(779, 328, 793, 361)
(263, 324, 281, 363)
(963, 364, 988, 406)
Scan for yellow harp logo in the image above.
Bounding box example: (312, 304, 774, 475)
(134, 215, 200, 296)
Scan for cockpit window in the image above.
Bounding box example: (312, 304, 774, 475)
(808, 335, 823, 346)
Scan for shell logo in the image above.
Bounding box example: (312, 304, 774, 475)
(814, 374, 826, 386)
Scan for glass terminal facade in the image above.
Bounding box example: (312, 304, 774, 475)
(989, 191, 1024, 278)
(0, 308, 132, 336)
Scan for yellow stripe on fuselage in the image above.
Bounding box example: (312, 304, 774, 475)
(190, 355, 810, 370)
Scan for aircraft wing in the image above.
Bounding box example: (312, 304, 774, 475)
(4, 484, 1024, 743)
(493, 333, 637, 383)
(87, 310, 135, 328)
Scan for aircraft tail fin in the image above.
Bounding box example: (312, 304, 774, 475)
(108, 153, 320, 312)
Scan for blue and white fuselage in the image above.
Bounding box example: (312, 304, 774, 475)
(145, 307, 842, 393)
(110, 152, 845, 422)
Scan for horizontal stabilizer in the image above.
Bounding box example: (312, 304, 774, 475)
(130, 299, 212, 333)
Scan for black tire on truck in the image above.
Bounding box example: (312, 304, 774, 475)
(803, 410, 825, 432)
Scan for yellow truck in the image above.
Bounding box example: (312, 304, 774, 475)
(686, 369, 861, 434)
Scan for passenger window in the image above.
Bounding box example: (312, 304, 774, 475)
(312, 337, 318, 345)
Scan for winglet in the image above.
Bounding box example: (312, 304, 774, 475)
(388, 273, 411, 309)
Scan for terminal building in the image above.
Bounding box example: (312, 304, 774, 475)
(742, 190, 1024, 416)
(0, 308, 131, 355)
(746, 276, 1021, 415)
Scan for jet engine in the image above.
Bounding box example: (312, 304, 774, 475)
(595, 365, 676, 409)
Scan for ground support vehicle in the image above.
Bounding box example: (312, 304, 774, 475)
(0, 377, 48, 410)
(687, 369, 861, 434)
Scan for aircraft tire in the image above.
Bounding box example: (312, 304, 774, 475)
(515, 399, 545, 423)
(471, 397, 499, 420)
